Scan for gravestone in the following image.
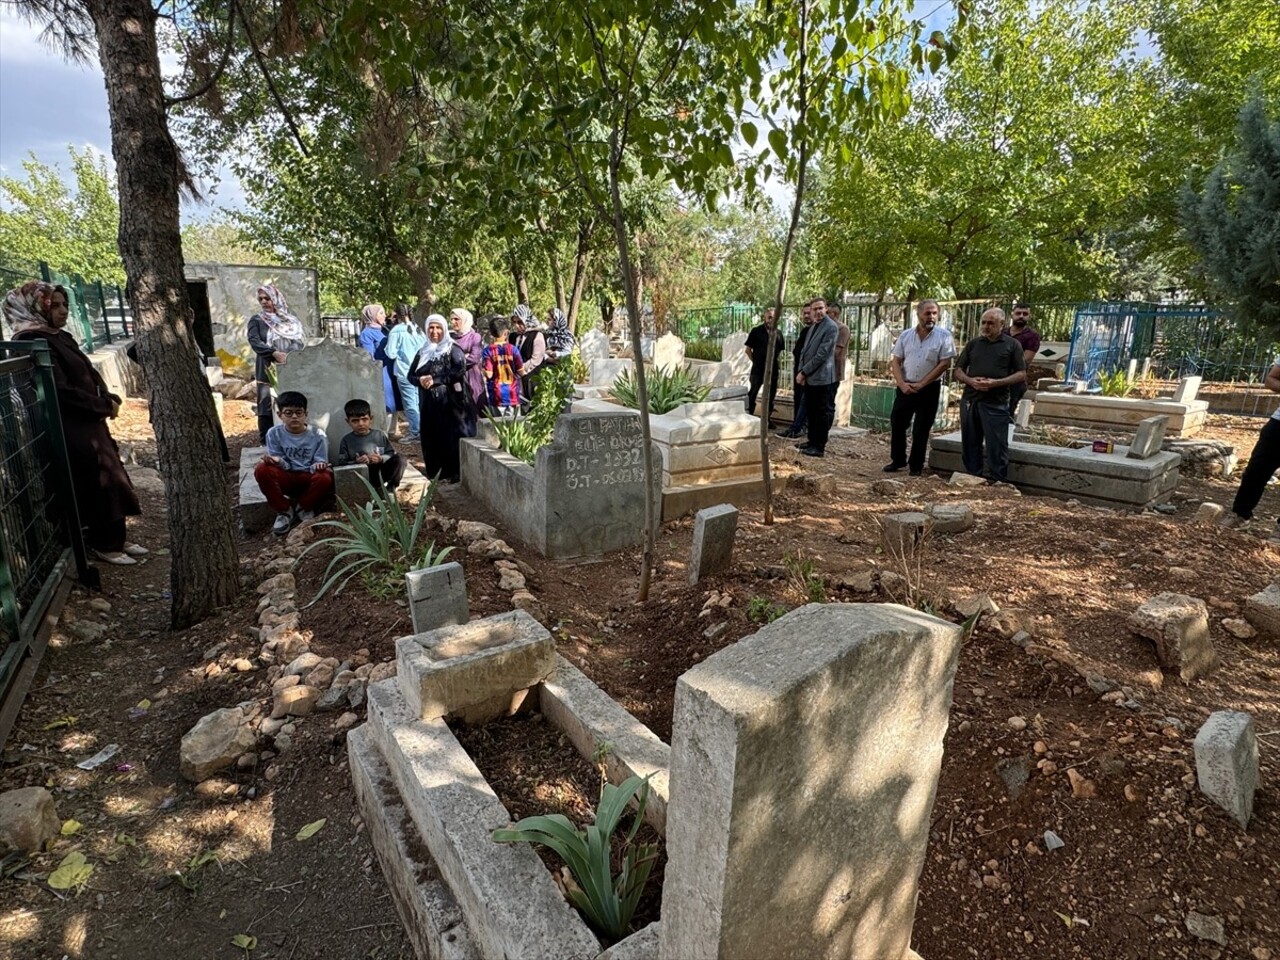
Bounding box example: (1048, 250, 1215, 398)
(660, 603, 963, 960)
(1173, 375, 1203, 403)
(405, 561, 469, 634)
(275, 337, 385, 461)
(1193, 710, 1258, 829)
(1127, 415, 1169, 460)
(578, 327, 611, 363)
(689, 504, 739, 584)
(653, 332, 686, 373)
(721, 331, 752, 385)
(1014, 398, 1033, 428)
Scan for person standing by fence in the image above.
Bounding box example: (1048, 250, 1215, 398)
(744, 307, 785, 419)
(954, 307, 1026, 483)
(247, 284, 305, 442)
(1007, 303, 1040, 415)
(885, 299, 956, 476)
(795, 297, 839, 458)
(1219, 359, 1280, 541)
(4, 281, 144, 565)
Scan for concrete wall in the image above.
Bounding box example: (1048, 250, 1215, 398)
(185, 263, 320, 379)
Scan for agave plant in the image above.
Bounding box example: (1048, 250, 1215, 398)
(611, 365, 710, 414)
(487, 413, 545, 465)
(298, 474, 452, 604)
(1098, 369, 1135, 397)
(493, 774, 657, 944)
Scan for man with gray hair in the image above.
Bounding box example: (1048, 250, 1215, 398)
(954, 307, 1026, 482)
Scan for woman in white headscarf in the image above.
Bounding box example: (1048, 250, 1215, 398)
(407, 315, 476, 483)
(447, 307, 486, 408)
(246, 283, 306, 441)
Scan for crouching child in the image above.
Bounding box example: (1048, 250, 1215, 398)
(254, 390, 333, 535)
(336, 398, 405, 496)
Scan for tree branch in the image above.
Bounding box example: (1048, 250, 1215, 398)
(165, 0, 237, 107)
(235, 0, 310, 156)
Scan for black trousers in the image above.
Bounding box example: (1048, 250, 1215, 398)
(888, 380, 942, 471)
(365, 453, 406, 493)
(1232, 417, 1280, 520)
(805, 382, 838, 452)
(1008, 383, 1027, 418)
(960, 396, 1012, 482)
(748, 368, 781, 418)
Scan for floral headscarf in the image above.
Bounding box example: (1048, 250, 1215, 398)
(416, 314, 454, 365)
(546, 307, 575, 356)
(256, 283, 305, 346)
(2, 280, 58, 334)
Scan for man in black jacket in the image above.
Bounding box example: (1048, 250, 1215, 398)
(954, 307, 1026, 482)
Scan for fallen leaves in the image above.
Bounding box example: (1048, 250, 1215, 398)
(295, 818, 326, 841)
(47, 851, 93, 891)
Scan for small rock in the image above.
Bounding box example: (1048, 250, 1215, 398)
(703, 622, 728, 642)
(88, 598, 112, 614)
(948, 473, 986, 487)
(368, 662, 395, 684)
(1124, 784, 1141, 802)
(285, 652, 323, 677)
(1085, 672, 1115, 694)
(836, 570, 876, 593)
(497, 568, 527, 592)
(456, 520, 497, 544)
(1043, 830, 1065, 851)
(355, 664, 374, 681)
(1184, 911, 1226, 947)
(987, 608, 1026, 640)
(511, 590, 544, 620)
(1153, 503, 1177, 515)
(284, 523, 314, 549)
(271, 674, 300, 694)
(1007, 716, 1027, 731)
(70, 620, 107, 643)
(1221, 618, 1256, 640)
(346, 682, 368, 710)
(231, 658, 254, 672)
(1008, 631, 1030, 647)
(1066, 768, 1096, 799)
(236, 752, 257, 770)
(1194, 502, 1224, 524)
(264, 557, 295, 575)
(870, 479, 906, 497)
(0, 787, 60, 854)
(303, 662, 336, 690)
(180, 707, 257, 782)
(1033, 740, 1047, 754)
(315, 685, 349, 713)
(256, 572, 296, 596)
(955, 593, 999, 618)
(470, 538, 516, 560)
(259, 717, 286, 736)
(272, 685, 320, 719)
(334, 712, 359, 730)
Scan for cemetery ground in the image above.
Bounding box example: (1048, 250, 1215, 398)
(1, 395, 1277, 960)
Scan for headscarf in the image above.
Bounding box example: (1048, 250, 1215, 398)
(361, 303, 386, 327)
(546, 307, 575, 356)
(2, 280, 57, 334)
(256, 283, 305, 348)
(415, 314, 453, 365)
(450, 308, 474, 335)
(512, 304, 537, 328)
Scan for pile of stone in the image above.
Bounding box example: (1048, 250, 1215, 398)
(454, 519, 543, 620)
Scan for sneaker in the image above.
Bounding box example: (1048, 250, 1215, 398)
(775, 429, 799, 439)
(94, 549, 136, 565)
(297, 509, 317, 522)
(122, 542, 149, 557)
(272, 512, 293, 536)
(799, 446, 825, 458)
(882, 463, 906, 473)
(399, 434, 420, 444)
(1216, 512, 1246, 530)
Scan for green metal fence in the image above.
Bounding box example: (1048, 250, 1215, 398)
(0, 339, 96, 741)
(0, 257, 132, 353)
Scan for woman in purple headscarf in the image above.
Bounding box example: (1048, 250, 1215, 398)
(447, 307, 486, 409)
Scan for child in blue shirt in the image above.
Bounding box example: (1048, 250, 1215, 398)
(254, 390, 333, 535)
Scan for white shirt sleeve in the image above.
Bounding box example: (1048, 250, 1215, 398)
(940, 331, 958, 360)
(890, 331, 906, 359)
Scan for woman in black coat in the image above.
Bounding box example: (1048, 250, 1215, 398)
(406, 315, 476, 483)
(246, 283, 305, 442)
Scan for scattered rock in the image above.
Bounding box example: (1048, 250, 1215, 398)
(272, 685, 320, 719)
(70, 620, 108, 643)
(511, 589, 544, 620)
(1243, 583, 1280, 639)
(1128, 593, 1220, 682)
(230, 658, 254, 672)
(955, 593, 999, 618)
(1184, 911, 1226, 947)
(315, 685, 349, 712)
(256, 572, 297, 596)
(303, 661, 336, 690)
(0, 787, 60, 854)
(1065, 767, 1096, 799)
(368, 662, 395, 684)
(180, 707, 257, 782)
(987, 608, 1026, 640)
(88, 598, 112, 614)
(836, 570, 877, 593)
(870, 479, 906, 497)
(1084, 672, 1115, 694)
(1194, 502, 1224, 524)
(469, 538, 516, 560)
(259, 717, 286, 737)
(703, 622, 728, 642)
(1220, 618, 1256, 640)
(925, 503, 975, 534)
(271, 674, 301, 694)
(263, 557, 295, 575)
(879, 571, 908, 595)
(334, 712, 359, 730)
(1043, 830, 1065, 852)
(284, 523, 314, 549)
(456, 520, 498, 544)
(497, 567, 527, 592)
(948, 473, 986, 487)
(1006, 716, 1027, 731)
(996, 756, 1031, 800)
(285, 652, 323, 677)
(1194, 710, 1258, 829)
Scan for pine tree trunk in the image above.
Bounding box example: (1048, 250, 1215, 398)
(85, 0, 239, 627)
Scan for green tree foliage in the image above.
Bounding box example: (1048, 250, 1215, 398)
(809, 0, 1158, 301)
(180, 216, 275, 265)
(0, 147, 124, 283)
(1179, 93, 1280, 333)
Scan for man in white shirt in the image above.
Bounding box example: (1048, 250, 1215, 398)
(1219, 358, 1280, 539)
(885, 299, 957, 475)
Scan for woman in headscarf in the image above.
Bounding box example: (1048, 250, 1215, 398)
(544, 307, 577, 364)
(247, 283, 306, 442)
(509, 304, 546, 406)
(407, 315, 476, 483)
(357, 303, 398, 425)
(4, 281, 144, 565)
(448, 307, 486, 409)
(385, 304, 427, 443)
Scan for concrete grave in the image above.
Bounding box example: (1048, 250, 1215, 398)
(578, 327, 611, 363)
(1127, 415, 1169, 460)
(688, 504, 739, 584)
(1128, 593, 1220, 682)
(653, 332, 686, 373)
(720, 331, 752, 384)
(1172, 375, 1203, 403)
(275, 337, 387, 460)
(1194, 710, 1258, 829)
(1244, 582, 1280, 639)
(405, 561, 469, 634)
(929, 432, 1181, 509)
(684, 359, 737, 387)
(1031, 392, 1208, 438)
(1014, 398, 1033, 428)
(395, 610, 555, 724)
(660, 603, 963, 960)
(461, 409, 661, 560)
(589, 357, 635, 388)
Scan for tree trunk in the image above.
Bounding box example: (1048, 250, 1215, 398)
(538, 216, 568, 313)
(760, 0, 812, 526)
(608, 139, 655, 601)
(389, 252, 435, 318)
(86, 0, 239, 627)
(508, 245, 529, 305)
(567, 218, 593, 332)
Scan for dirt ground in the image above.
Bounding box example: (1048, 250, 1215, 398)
(0, 398, 1276, 960)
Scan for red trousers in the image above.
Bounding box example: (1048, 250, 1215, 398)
(254, 462, 333, 512)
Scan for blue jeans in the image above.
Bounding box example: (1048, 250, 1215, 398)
(396, 372, 421, 436)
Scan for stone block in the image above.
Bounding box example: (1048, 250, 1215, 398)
(659, 603, 963, 960)
(579, 327, 611, 363)
(1195, 502, 1224, 524)
(1193, 710, 1258, 828)
(335, 465, 375, 507)
(653, 332, 685, 372)
(275, 337, 386, 461)
(366, 681, 600, 959)
(1128, 593, 1220, 682)
(1172, 375, 1203, 403)
(925, 503, 974, 534)
(880, 511, 929, 556)
(1127, 415, 1169, 460)
(0, 787, 59, 854)
(597, 923, 661, 960)
(870, 479, 906, 497)
(180, 707, 257, 782)
(539, 655, 670, 833)
(1244, 582, 1280, 639)
(396, 611, 555, 724)
(689, 504, 739, 585)
(405, 562, 470, 634)
(1030, 393, 1208, 438)
(237, 447, 276, 534)
(1014, 398, 1033, 428)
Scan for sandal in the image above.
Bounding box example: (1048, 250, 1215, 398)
(94, 549, 136, 566)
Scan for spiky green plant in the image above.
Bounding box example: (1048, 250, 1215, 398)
(299, 474, 452, 604)
(1098, 369, 1135, 397)
(611, 365, 710, 414)
(684, 338, 723, 361)
(493, 775, 657, 944)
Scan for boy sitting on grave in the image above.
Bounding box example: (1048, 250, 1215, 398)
(336, 398, 405, 495)
(483, 315, 525, 417)
(254, 390, 333, 535)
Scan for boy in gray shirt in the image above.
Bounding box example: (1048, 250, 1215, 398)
(337, 398, 405, 495)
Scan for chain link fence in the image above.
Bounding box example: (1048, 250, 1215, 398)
(0, 256, 131, 352)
